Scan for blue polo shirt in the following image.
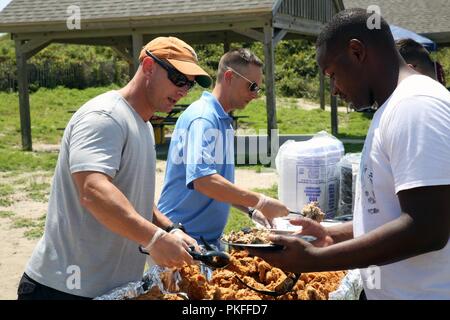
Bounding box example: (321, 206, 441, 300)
(158, 91, 235, 246)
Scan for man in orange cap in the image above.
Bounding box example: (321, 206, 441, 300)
(18, 36, 212, 300)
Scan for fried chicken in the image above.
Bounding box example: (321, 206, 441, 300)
(301, 201, 325, 222)
(138, 249, 346, 300)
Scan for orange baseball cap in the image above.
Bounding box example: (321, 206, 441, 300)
(139, 36, 212, 88)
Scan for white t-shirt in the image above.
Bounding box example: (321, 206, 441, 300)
(353, 75, 450, 300)
(26, 91, 156, 298)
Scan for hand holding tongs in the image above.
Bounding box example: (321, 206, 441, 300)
(138, 237, 230, 269)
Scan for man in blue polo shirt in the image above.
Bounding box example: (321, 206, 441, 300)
(158, 48, 289, 247)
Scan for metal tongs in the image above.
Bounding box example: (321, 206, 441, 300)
(139, 236, 300, 297)
(235, 272, 301, 297)
(198, 237, 303, 297)
(188, 237, 230, 269)
(198, 236, 300, 296)
(226, 228, 301, 297)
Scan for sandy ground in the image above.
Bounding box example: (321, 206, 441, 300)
(0, 161, 278, 300)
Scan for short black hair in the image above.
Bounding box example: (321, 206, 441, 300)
(316, 8, 395, 52)
(396, 38, 435, 72)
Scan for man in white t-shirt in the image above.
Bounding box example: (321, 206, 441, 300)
(17, 37, 212, 299)
(249, 8, 450, 299)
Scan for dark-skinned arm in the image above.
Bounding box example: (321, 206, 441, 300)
(289, 218, 353, 247)
(249, 185, 450, 273)
(327, 221, 354, 243)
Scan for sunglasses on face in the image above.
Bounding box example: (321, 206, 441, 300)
(145, 50, 195, 90)
(227, 67, 260, 94)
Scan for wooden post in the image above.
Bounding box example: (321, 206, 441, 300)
(12, 36, 50, 151)
(223, 33, 230, 53)
(263, 25, 278, 156)
(273, 29, 287, 46)
(15, 40, 32, 151)
(132, 33, 143, 74)
(330, 80, 338, 136)
(319, 72, 325, 110)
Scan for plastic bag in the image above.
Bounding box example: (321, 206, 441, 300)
(336, 153, 361, 217)
(275, 131, 344, 218)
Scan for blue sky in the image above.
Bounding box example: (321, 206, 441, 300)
(0, 0, 12, 12)
(0, 0, 12, 35)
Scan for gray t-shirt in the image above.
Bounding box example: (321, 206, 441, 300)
(26, 90, 156, 298)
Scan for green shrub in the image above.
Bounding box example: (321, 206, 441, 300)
(2, 34, 449, 99)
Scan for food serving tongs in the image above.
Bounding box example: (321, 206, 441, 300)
(225, 230, 301, 297)
(188, 237, 231, 269)
(234, 272, 301, 297)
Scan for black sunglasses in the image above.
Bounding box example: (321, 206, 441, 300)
(145, 50, 195, 90)
(227, 67, 260, 93)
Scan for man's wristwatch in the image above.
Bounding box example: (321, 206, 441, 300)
(165, 222, 186, 233)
